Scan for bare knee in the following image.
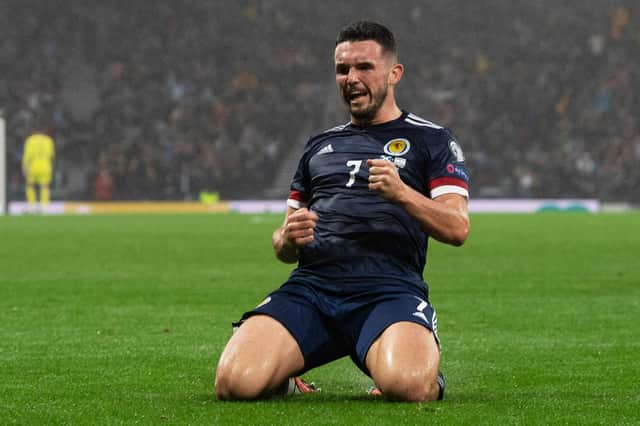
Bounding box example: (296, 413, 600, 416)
(213, 315, 304, 401)
(366, 323, 442, 402)
(215, 363, 266, 401)
(376, 369, 440, 402)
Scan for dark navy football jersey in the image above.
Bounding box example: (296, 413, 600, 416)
(286, 111, 469, 289)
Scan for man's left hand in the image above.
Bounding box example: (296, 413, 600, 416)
(367, 158, 406, 202)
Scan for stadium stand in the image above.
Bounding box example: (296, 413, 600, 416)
(1, 0, 638, 202)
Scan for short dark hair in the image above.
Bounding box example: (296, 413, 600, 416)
(336, 20, 397, 56)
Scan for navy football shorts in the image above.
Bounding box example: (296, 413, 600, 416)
(236, 280, 439, 376)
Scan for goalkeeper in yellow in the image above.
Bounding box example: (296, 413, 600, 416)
(22, 131, 55, 212)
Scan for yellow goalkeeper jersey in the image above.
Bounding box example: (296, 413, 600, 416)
(22, 133, 55, 184)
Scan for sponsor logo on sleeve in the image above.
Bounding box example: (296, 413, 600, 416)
(447, 163, 469, 180)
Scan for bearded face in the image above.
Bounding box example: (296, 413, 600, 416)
(334, 40, 400, 126)
(342, 78, 389, 124)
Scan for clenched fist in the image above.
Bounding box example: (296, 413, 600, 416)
(367, 158, 407, 202)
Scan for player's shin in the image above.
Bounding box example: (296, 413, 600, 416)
(41, 186, 50, 206)
(26, 184, 36, 206)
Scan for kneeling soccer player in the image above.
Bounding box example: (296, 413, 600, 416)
(215, 20, 470, 402)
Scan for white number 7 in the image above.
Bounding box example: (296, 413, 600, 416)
(346, 160, 363, 188)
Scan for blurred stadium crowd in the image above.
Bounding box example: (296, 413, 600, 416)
(1, 0, 638, 202)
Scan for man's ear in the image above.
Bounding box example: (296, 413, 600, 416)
(388, 63, 404, 85)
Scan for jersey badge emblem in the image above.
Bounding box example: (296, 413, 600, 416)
(448, 140, 465, 162)
(383, 138, 411, 156)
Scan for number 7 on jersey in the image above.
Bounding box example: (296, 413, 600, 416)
(346, 160, 363, 188)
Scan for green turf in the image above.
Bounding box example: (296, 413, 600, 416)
(1, 212, 638, 425)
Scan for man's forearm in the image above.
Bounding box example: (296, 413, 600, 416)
(395, 188, 470, 246)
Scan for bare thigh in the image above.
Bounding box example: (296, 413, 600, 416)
(365, 321, 441, 402)
(215, 315, 304, 400)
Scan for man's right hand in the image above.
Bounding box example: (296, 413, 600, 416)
(273, 207, 319, 263)
(282, 208, 318, 248)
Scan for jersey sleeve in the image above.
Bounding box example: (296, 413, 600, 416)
(287, 142, 313, 209)
(426, 129, 470, 199)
